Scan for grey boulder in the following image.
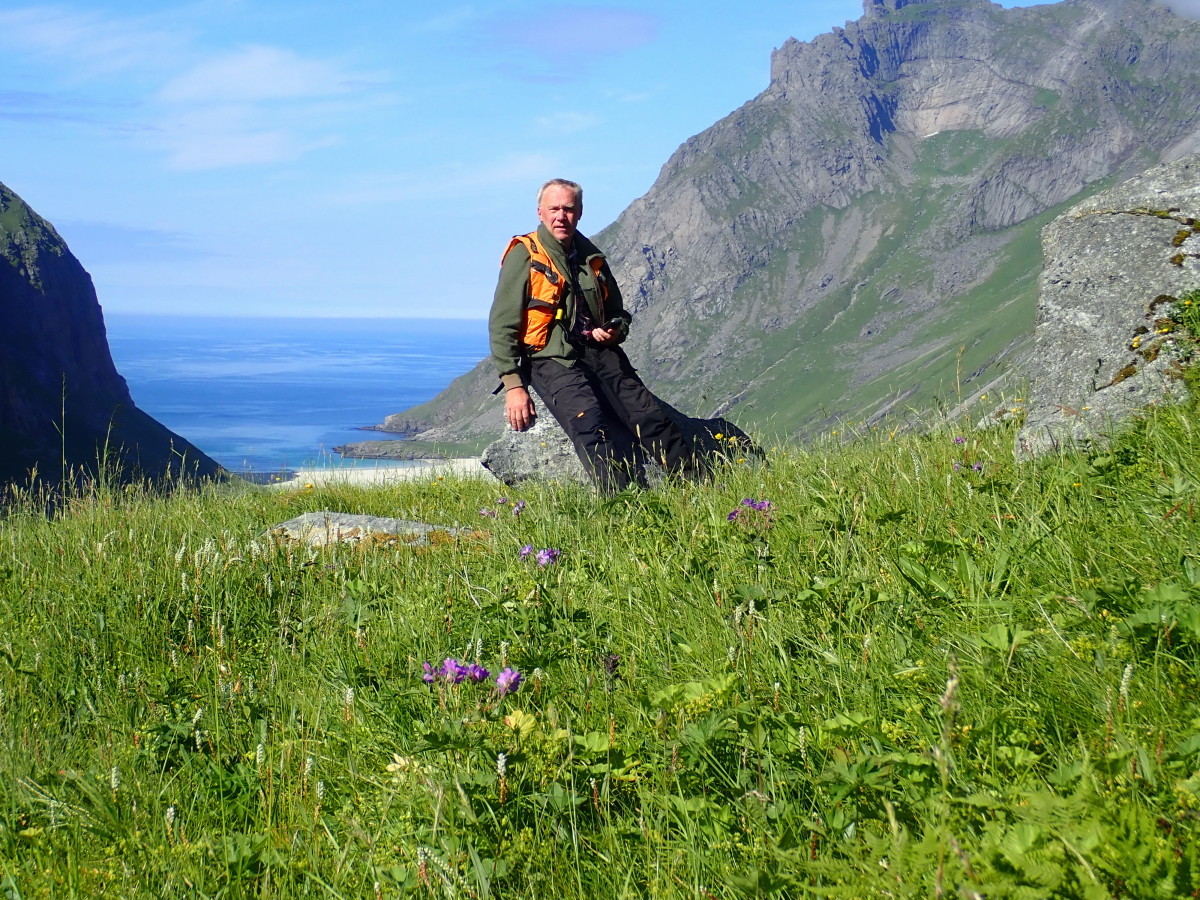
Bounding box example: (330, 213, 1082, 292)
(481, 397, 757, 486)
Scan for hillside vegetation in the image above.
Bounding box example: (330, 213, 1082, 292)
(2, 397, 1200, 897)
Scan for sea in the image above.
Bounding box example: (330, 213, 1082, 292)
(105, 314, 488, 477)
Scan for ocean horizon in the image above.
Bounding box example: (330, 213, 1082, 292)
(105, 313, 488, 475)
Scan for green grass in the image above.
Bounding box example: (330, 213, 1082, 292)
(3, 404, 1200, 898)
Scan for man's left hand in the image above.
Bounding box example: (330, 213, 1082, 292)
(590, 327, 620, 345)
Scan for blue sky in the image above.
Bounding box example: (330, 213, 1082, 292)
(3, 0, 1190, 320)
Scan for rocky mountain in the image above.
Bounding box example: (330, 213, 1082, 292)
(0, 182, 221, 487)
(376, 0, 1200, 447)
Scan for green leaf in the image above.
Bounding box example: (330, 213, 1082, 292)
(729, 868, 793, 896)
(821, 711, 871, 737)
(894, 555, 956, 601)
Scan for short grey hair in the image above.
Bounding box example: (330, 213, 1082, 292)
(537, 178, 583, 209)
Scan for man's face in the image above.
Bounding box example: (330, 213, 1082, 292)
(537, 185, 581, 245)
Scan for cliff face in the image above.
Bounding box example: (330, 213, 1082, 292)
(386, 0, 1200, 444)
(1014, 152, 1200, 454)
(0, 182, 221, 486)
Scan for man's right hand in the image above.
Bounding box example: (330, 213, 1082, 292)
(505, 386, 536, 431)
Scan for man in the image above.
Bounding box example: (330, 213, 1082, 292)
(489, 178, 697, 492)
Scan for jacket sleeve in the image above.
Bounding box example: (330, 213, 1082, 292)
(599, 258, 631, 342)
(489, 242, 531, 390)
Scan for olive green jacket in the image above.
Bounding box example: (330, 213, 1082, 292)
(488, 224, 630, 391)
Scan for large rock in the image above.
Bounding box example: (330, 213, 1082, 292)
(1014, 153, 1200, 455)
(0, 182, 222, 487)
(480, 397, 758, 486)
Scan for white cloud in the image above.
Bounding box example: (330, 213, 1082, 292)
(0, 5, 185, 77)
(153, 105, 326, 170)
(158, 45, 355, 104)
(0, 6, 394, 171)
(151, 43, 392, 170)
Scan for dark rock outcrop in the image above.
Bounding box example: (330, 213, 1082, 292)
(1013, 153, 1200, 454)
(365, 0, 1200, 450)
(480, 397, 758, 486)
(0, 182, 221, 488)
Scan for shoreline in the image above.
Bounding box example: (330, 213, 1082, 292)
(269, 457, 489, 488)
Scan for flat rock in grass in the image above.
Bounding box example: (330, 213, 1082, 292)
(270, 511, 479, 548)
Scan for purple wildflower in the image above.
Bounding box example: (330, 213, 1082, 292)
(535, 548, 561, 567)
(495, 667, 523, 696)
(953, 462, 961, 471)
(496, 497, 508, 505)
(512, 500, 526, 517)
(972, 462, 983, 471)
(479, 508, 496, 518)
(954, 436, 966, 445)
(465, 663, 491, 683)
(729, 498, 775, 530)
(519, 544, 534, 559)
(422, 662, 437, 684)
(440, 658, 467, 683)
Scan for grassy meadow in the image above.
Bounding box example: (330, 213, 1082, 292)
(2, 403, 1200, 898)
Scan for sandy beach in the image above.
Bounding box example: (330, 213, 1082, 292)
(270, 457, 490, 489)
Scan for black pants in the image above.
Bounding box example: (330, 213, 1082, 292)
(529, 345, 693, 493)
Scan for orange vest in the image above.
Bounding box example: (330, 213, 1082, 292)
(502, 232, 609, 351)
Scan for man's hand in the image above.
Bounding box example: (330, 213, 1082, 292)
(505, 386, 537, 431)
(590, 326, 621, 346)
